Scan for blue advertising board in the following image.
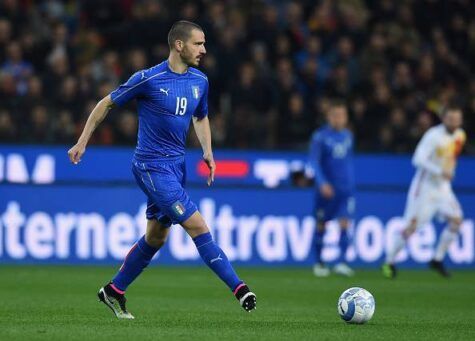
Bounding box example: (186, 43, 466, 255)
(1, 184, 473, 267)
(1, 146, 473, 267)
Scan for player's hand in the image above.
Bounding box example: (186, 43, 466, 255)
(203, 153, 215, 186)
(320, 183, 334, 199)
(442, 170, 453, 181)
(68, 143, 86, 165)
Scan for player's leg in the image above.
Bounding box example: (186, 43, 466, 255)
(382, 218, 417, 278)
(181, 211, 256, 311)
(386, 218, 418, 264)
(430, 192, 463, 277)
(98, 218, 170, 319)
(110, 163, 173, 292)
(173, 158, 256, 311)
(313, 219, 330, 277)
(98, 160, 171, 319)
(333, 218, 354, 277)
(134, 159, 255, 311)
(338, 219, 350, 262)
(429, 216, 461, 277)
(383, 183, 435, 278)
(313, 194, 337, 277)
(333, 194, 355, 276)
(111, 217, 170, 291)
(434, 217, 461, 263)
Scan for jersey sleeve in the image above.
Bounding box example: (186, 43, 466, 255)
(454, 129, 466, 156)
(110, 70, 149, 107)
(306, 132, 329, 185)
(193, 80, 209, 119)
(412, 129, 443, 176)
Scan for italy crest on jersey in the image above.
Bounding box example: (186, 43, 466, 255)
(192, 86, 200, 99)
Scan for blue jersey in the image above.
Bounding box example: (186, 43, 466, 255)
(307, 125, 354, 193)
(110, 60, 209, 161)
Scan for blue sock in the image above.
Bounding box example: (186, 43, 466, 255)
(193, 232, 242, 292)
(112, 236, 159, 291)
(338, 229, 349, 263)
(315, 229, 325, 264)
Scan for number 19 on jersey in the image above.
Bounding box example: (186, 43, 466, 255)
(175, 97, 187, 115)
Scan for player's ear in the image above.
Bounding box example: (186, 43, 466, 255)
(175, 40, 184, 52)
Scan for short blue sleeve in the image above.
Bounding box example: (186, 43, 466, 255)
(110, 70, 149, 107)
(193, 81, 209, 119)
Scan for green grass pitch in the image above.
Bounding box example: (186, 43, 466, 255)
(1, 266, 474, 340)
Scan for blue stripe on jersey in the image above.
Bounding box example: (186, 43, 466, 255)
(110, 60, 209, 161)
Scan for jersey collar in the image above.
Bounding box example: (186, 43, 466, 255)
(166, 60, 189, 76)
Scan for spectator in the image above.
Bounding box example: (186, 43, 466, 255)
(209, 113, 227, 148)
(0, 109, 16, 142)
(53, 110, 76, 144)
(388, 107, 411, 153)
(27, 105, 52, 144)
(0, 0, 472, 154)
(279, 92, 311, 148)
(410, 111, 435, 147)
(0, 19, 12, 60)
(114, 111, 137, 145)
(295, 35, 329, 85)
(57, 76, 82, 117)
(1, 41, 33, 95)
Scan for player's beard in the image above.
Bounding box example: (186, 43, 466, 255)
(180, 47, 200, 67)
(444, 124, 457, 134)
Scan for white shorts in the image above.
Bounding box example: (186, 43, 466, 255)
(404, 177, 463, 227)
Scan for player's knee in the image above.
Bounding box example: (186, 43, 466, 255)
(145, 233, 168, 248)
(181, 211, 210, 238)
(185, 222, 208, 237)
(403, 220, 417, 238)
(339, 220, 350, 230)
(145, 226, 169, 248)
(449, 217, 462, 232)
(317, 221, 326, 233)
(404, 228, 416, 238)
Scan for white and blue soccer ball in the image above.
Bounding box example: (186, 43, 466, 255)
(337, 287, 375, 324)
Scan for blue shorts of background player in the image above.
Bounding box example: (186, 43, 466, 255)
(315, 191, 355, 223)
(132, 157, 197, 227)
(314, 190, 355, 276)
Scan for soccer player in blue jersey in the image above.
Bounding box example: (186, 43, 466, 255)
(68, 21, 256, 319)
(307, 101, 355, 277)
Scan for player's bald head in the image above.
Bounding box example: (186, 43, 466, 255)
(168, 20, 203, 49)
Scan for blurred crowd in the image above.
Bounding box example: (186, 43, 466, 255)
(0, 0, 474, 153)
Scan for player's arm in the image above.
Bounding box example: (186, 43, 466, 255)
(412, 130, 448, 179)
(308, 133, 333, 198)
(192, 80, 214, 186)
(68, 95, 115, 164)
(68, 70, 148, 164)
(193, 116, 215, 186)
(454, 129, 466, 156)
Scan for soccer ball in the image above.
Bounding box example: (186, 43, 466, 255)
(337, 287, 375, 324)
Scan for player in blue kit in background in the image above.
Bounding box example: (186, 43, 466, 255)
(307, 101, 355, 277)
(68, 21, 256, 319)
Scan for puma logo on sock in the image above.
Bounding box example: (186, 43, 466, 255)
(210, 254, 223, 264)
